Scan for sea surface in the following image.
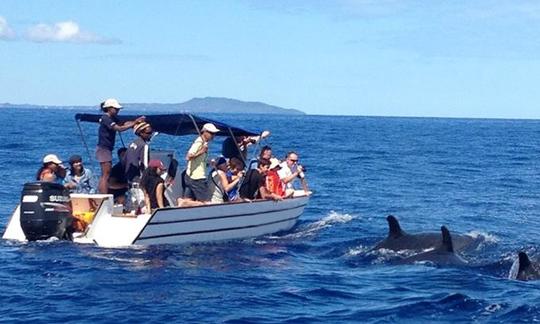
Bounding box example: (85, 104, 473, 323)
(1, 107, 540, 323)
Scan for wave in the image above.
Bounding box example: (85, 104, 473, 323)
(269, 211, 356, 240)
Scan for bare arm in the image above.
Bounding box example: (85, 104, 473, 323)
(218, 170, 241, 193)
(259, 185, 282, 201)
(156, 183, 165, 208)
(112, 116, 145, 132)
(143, 190, 151, 213)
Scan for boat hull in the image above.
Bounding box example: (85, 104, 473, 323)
(134, 196, 308, 245)
(3, 193, 310, 248)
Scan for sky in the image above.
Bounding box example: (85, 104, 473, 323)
(1, 1, 540, 118)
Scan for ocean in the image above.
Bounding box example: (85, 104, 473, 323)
(1, 108, 539, 322)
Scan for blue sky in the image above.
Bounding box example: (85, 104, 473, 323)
(1, 1, 540, 118)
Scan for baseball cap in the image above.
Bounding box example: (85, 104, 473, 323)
(148, 159, 166, 170)
(269, 158, 281, 170)
(201, 123, 220, 133)
(103, 98, 122, 109)
(43, 154, 62, 164)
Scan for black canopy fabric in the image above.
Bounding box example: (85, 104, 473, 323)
(75, 113, 259, 137)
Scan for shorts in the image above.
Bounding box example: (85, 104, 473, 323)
(183, 174, 209, 202)
(96, 146, 113, 163)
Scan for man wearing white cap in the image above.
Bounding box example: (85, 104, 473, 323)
(182, 123, 220, 204)
(96, 98, 145, 194)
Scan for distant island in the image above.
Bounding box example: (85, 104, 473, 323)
(0, 97, 305, 115)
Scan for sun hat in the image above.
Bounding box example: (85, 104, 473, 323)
(201, 123, 220, 133)
(43, 154, 62, 164)
(148, 159, 166, 170)
(134, 122, 151, 135)
(102, 98, 122, 109)
(69, 155, 82, 164)
(269, 158, 281, 170)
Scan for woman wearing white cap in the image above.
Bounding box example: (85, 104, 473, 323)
(36, 154, 66, 183)
(96, 98, 145, 194)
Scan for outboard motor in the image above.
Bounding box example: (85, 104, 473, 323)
(20, 182, 72, 241)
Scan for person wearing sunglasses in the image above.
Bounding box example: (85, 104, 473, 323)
(278, 151, 308, 193)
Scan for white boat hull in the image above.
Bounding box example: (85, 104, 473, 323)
(3, 192, 310, 248)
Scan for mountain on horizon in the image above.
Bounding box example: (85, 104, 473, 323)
(0, 97, 305, 115)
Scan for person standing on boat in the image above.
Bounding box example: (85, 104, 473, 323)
(124, 121, 153, 183)
(64, 155, 97, 194)
(182, 123, 220, 205)
(96, 98, 145, 194)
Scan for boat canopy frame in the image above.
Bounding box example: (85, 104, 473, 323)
(75, 113, 259, 164)
(74, 113, 259, 137)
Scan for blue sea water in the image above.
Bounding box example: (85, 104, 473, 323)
(1, 108, 540, 322)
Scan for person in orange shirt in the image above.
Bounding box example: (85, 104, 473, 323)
(266, 158, 293, 198)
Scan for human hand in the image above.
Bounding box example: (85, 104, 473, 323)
(200, 143, 208, 153)
(135, 116, 146, 123)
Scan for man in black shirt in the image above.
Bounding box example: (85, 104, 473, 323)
(239, 158, 282, 201)
(125, 122, 153, 183)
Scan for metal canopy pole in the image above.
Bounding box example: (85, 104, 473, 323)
(76, 119, 93, 165)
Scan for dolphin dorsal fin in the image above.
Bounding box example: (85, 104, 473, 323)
(387, 215, 404, 238)
(518, 252, 531, 272)
(441, 226, 454, 253)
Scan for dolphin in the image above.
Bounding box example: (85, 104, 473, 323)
(396, 226, 468, 266)
(374, 215, 481, 252)
(510, 252, 540, 281)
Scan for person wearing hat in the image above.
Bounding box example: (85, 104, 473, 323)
(124, 121, 153, 183)
(36, 154, 66, 183)
(96, 98, 145, 194)
(265, 157, 291, 198)
(182, 123, 220, 204)
(64, 155, 97, 194)
(278, 151, 309, 193)
(140, 159, 169, 212)
(208, 156, 244, 204)
(239, 158, 283, 201)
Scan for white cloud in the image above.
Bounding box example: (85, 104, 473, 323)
(25, 20, 120, 44)
(0, 16, 16, 40)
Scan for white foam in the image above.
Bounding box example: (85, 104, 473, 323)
(466, 230, 499, 243)
(268, 211, 356, 239)
(508, 257, 520, 279)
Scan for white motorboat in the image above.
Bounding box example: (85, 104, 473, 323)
(3, 191, 310, 248)
(2, 113, 311, 247)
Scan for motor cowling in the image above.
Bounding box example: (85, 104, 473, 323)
(20, 182, 72, 241)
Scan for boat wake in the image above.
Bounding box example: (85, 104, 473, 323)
(268, 211, 356, 240)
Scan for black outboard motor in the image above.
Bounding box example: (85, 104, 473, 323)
(20, 182, 72, 241)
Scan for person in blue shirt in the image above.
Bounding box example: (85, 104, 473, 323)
(64, 155, 97, 194)
(96, 98, 144, 194)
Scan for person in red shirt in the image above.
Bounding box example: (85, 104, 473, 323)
(266, 158, 293, 198)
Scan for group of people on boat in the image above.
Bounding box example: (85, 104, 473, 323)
(37, 98, 309, 214)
